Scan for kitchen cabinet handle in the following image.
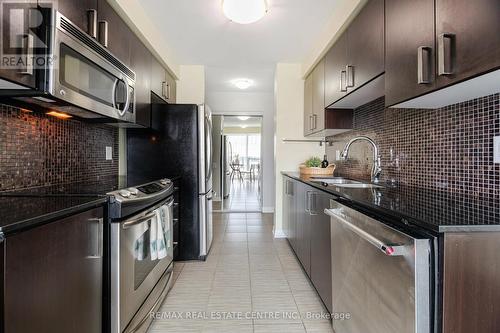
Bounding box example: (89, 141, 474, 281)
(161, 81, 167, 98)
(309, 115, 314, 131)
(345, 65, 354, 87)
(340, 70, 347, 92)
(438, 33, 455, 76)
(324, 209, 406, 256)
(166, 83, 171, 99)
(87, 218, 103, 259)
(98, 20, 109, 47)
(312, 114, 317, 130)
(87, 9, 97, 38)
(417, 46, 432, 84)
(19, 33, 34, 75)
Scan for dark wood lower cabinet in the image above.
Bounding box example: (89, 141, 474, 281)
(283, 177, 333, 311)
(4, 207, 104, 333)
(443, 232, 500, 333)
(309, 192, 332, 313)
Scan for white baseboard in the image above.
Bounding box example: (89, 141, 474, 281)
(262, 206, 275, 213)
(273, 229, 287, 238)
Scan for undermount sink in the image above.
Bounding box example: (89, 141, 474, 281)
(310, 177, 383, 189)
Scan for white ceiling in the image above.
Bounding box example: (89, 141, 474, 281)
(139, 0, 341, 92)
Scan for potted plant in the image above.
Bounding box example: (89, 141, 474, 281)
(299, 156, 335, 175)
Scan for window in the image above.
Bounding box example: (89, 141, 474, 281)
(227, 134, 261, 170)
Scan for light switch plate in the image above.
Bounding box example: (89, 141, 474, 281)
(494, 136, 500, 164)
(106, 146, 113, 160)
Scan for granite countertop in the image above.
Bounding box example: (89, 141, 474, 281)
(282, 172, 500, 233)
(0, 195, 108, 237)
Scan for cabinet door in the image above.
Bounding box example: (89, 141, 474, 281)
(4, 207, 103, 333)
(97, 0, 131, 65)
(130, 35, 152, 127)
(310, 192, 332, 313)
(435, 0, 500, 88)
(54, 0, 98, 34)
(151, 56, 167, 101)
(385, 0, 436, 106)
(311, 59, 325, 134)
(346, 0, 384, 92)
(296, 183, 311, 277)
(0, 0, 38, 88)
(304, 74, 313, 136)
(325, 32, 348, 107)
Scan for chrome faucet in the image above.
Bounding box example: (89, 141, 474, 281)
(340, 136, 382, 183)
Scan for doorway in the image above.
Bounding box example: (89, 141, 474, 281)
(212, 115, 262, 212)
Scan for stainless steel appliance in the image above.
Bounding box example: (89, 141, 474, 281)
(199, 105, 213, 257)
(325, 200, 432, 333)
(127, 98, 213, 260)
(0, 10, 136, 124)
(108, 179, 175, 333)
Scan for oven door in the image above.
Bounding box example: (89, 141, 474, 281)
(114, 197, 174, 332)
(51, 12, 135, 122)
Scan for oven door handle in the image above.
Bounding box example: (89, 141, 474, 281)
(122, 212, 156, 229)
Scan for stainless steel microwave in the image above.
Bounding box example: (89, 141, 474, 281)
(0, 9, 136, 124)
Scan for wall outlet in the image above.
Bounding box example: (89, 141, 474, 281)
(106, 146, 113, 160)
(494, 136, 500, 164)
(335, 150, 341, 161)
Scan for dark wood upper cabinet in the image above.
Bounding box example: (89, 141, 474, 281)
(55, 0, 98, 34)
(304, 73, 313, 136)
(0, 0, 38, 88)
(346, 0, 384, 92)
(97, 0, 131, 66)
(325, 32, 348, 107)
(435, 0, 500, 88)
(130, 34, 152, 127)
(385, 0, 436, 106)
(311, 58, 325, 133)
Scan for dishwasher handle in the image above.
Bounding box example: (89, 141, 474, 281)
(324, 208, 406, 256)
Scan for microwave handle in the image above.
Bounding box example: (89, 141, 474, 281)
(112, 78, 131, 116)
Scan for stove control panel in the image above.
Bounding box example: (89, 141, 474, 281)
(108, 179, 174, 203)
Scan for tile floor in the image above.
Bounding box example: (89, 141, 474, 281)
(221, 180, 261, 212)
(148, 213, 333, 333)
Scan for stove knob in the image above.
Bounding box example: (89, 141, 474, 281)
(128, 187, 139, 195)
(119, 189, 131, 198)
(160, 179, 171, 185)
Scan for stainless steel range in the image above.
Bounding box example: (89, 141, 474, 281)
(107, 178, 175, 333)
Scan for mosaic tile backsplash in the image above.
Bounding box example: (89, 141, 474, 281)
(0, 104, 119, 191)
(326, 93, 500, 199)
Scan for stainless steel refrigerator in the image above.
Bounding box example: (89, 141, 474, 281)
(127, 94, 213, 260)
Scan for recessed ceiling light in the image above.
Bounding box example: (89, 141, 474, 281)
(222, 0, 268, 24)
(232, 78, 253, 90)
(238, 116, 250, 121)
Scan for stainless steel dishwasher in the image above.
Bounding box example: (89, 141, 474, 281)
(325, 200, 431, 333)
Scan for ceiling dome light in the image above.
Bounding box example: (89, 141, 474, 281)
(238, 116, 250, 121)
(222, 0, 268, 24)
(232, 78, 253, 89)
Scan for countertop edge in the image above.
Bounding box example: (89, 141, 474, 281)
(0, 197, 108, 237)
(281, 172, 500, 234)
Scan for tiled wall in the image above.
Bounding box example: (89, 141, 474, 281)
(0, 104, 119, 191)
(326, 93, 500, 198)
